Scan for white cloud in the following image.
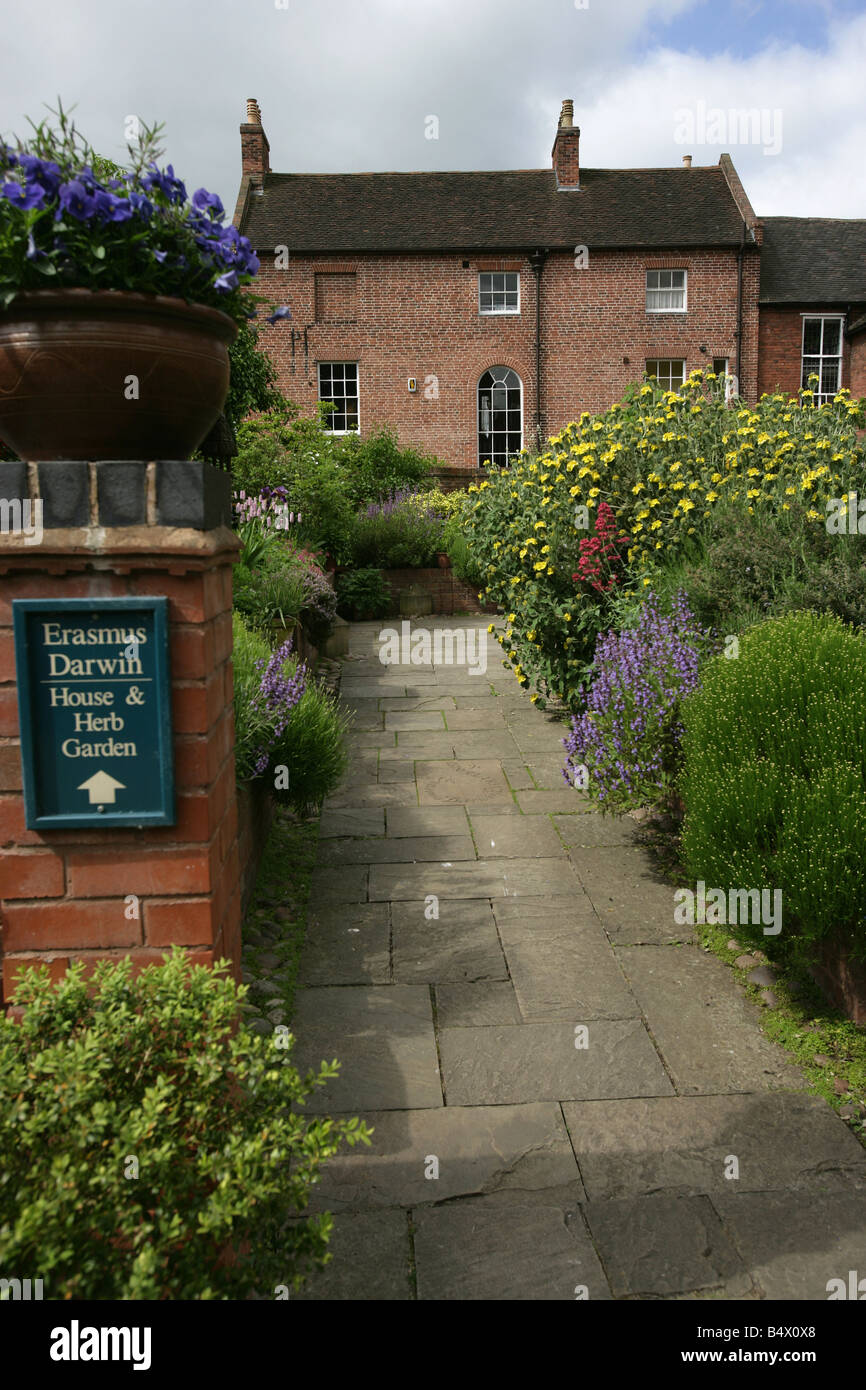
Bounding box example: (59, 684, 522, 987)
(0, 0, 862, 217)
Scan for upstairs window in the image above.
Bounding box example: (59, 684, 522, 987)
(479, 271, 520, 315)
(802, 316, 844, 404)
(318, 362, 359, 433)
(646, 269, 687, 312)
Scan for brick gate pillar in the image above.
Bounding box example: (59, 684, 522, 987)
(0, 460, 241, 1003)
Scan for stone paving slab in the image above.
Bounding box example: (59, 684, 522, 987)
(439, 1018, 674, 1106)
(413, 1197, 612, 1300)
(386, 805, 469, 837)
(416, 760, 513, 805)
(384, 711, 447, 730)
(469, 813, 566, 859)
(369, 857, 578, 902)
(618, 945, 805, 1094)
(291, 986, 442, 1112)
(324, 782, 420, 809)
(377, 761, 418, 783)
(501, 919, 642, 1022)
(292, 1211, 412, 1301)
(318, 834, 476, 866)
(391, 899, 507, 984)
(561, 1094, 866, 1200)
(515, 789, 591, 814)
(434, 981, 523, 1027)
(299, 903, 390, 986)
(501, 760, 535, 790)
(448, 731, 523, 760)
(554, 812, 641, 847)
(583, 1195, 753, 1299)
(571, 846, 696, 944)
(711, 1190, 866, 1300)
(444, 708, 509, 730)
(308, 864, 369, 906)
(305, 1102, 581, 1213)
(319, 806, 385, 838)
(493, 893, 596, 926)
(378, 695, 457, 710)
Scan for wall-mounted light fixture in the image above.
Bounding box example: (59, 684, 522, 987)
(407, 377, 417, 392)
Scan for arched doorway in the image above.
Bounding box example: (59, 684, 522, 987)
(478, 367, 523, 467)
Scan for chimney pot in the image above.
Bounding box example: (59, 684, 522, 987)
(241, 98, 270, 180)
(560, 99, 574, 129)
(682, 154, 692, 168)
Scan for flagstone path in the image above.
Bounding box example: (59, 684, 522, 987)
(290, 618, 866, 1301)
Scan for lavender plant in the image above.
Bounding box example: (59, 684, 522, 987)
(351, 486, 447, 568)
(233, 615, 307, 782)
(563, 591, 719, 815)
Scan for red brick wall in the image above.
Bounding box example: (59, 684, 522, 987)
(757, 306, 853, 398)
(850, 332, 866, 401)
(0, 549, 241, 1002)
(251, 246, 756, 472)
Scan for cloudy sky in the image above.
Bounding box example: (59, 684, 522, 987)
(3, 0, 865, 218)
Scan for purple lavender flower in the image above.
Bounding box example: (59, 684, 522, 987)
(563, 591, 719, 812)
(249, 637, 308, 776)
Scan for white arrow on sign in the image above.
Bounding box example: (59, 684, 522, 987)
(77, 770, 126, 805)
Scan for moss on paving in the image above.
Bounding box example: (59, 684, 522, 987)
(242, 806, 320, 1026)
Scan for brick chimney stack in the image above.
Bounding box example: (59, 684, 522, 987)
(240, 97, 270, 182)
(552, 99, 580, 190)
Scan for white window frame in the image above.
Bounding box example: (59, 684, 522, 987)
(712, 356, 736, 403)
(646, 268, 687, 313)
(645, 359, 687, 391)
(477, 366, 523, 467)
(478, 271, 520, 316)
(800, 315, 844, 404)
(317, 361, 360, 434)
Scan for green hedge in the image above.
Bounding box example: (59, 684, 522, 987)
(0, 951, 370, 1299)
(680, 611, 866, 965)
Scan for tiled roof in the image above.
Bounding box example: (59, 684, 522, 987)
(238, 166, 748, 252)
(759, 216, 866, 304)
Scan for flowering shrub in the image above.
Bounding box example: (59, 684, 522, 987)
(465, 371, 866, 708)
(233, 616, 307, 782)
(350, 486, 448, 568)
(234, 486, 302, 531)
(0, 104, 277, 324)
(573, 499, 630, 593)
(299, 565, 338, 645)
(563, 591, 719, 814)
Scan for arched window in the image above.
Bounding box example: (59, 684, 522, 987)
(478, 367, 522, 467)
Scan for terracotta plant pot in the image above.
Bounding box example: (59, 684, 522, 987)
(0, 289, 237, 461)
(437, 551, 451, 569)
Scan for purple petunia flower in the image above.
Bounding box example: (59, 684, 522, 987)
(191, 187, 224, 219)
(3, 178, 47, 210)
(58, 179, 96, 220)
(214, 269, 239, 292)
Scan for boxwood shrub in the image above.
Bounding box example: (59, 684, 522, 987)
(0, 951, 370, 1299)
(679, 611, 866, 966)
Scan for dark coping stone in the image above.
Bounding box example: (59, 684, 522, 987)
(0, 460, 29, 506)
(95, 461, 147, 526)
(155, 460, 232, 530)
(37, 461, 90, 528)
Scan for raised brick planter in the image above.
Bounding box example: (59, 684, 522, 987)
(376, 564, 498, 617)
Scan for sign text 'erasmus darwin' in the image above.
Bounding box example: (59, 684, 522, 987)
(13, 598, 175, 829)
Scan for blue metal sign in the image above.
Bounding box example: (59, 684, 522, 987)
(12, 597, 175, 829)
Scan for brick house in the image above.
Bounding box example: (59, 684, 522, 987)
(757, 217, 866, 403)
(233, 98, 865, 477)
